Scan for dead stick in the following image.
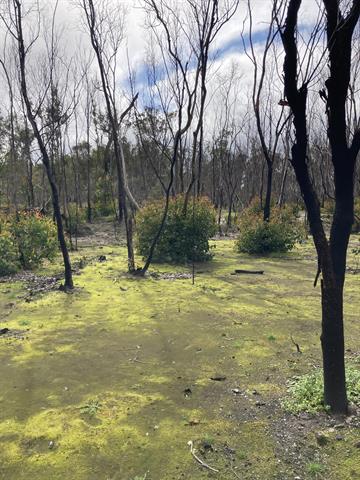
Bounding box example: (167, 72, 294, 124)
(187, 441, 219, 473)
(290, 335, 302, 354)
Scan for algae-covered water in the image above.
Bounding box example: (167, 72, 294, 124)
(0, 239, 359, 479)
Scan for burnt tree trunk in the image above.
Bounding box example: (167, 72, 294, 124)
(13, 0, 73, 290)
(263, 161, 273, 222)
(281, 0, 360, 414)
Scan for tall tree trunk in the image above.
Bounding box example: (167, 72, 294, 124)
(23, 118, 35, 209)
(263, 161, 273, 221)
(281, 0, 360, 413)
(321, 279, 347, 410)
(13, 0, 73, 289)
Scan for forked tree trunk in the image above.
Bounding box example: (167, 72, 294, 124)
(281, 0, 360, 414)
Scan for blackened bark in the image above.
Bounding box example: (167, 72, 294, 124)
(263, 162, 273, 222)
(13, 0, 73, 290)
(281, 0, 360, 414)
(321, 280, 347, 411)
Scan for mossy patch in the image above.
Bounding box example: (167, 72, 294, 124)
(0, 238, 359, 479)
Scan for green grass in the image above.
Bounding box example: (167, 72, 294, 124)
(80, 399, 101, 416)
(307, 462, 325, 477)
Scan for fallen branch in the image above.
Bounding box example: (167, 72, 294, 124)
(187, 440, 219, 473)
(231, 269, 264, 275)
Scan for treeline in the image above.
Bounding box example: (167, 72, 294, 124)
(1, 104, 358, 225)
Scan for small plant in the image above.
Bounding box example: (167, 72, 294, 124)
(283, 366, 360, 414)
(267, 335, 276, 341)
(80, 399, 101, 416)
(136, 195, 217, 263)
(19, 320, 31, 326)
(201, 435, 215, 448)
(307, 462, 325, 477)
(236, 199, 305, 255)
(237, 451, 247, 460)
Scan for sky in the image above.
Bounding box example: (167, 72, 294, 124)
(45, 0, 322, 85)
(0, 0, 330, 143)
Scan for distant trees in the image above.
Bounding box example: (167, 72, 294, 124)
(243, 0, 290, 221)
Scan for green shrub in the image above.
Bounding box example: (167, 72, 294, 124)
(0, 232, 19, 276)
(236, 200, 305, 254)
(282, 367, 360, 414)
(10, 212, 58, 269)
(136, 196, 217, 263)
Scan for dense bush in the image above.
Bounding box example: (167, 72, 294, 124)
(0, 232, 19, 276)
(136, 196, 217, 263)
(7, 212, 58, 270)
(236, 200, 305, 254)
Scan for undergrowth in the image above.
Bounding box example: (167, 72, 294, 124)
(283, 366, 360, 414)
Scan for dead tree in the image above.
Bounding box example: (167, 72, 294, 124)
(1, 0, 73, 289)
(183, 0, 239, 205)
(243, 0, 290, 221)
(280, 0, 360, 413)
(80, 0, 139, 272)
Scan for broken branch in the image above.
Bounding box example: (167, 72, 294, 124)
(187, 440, 219, 473)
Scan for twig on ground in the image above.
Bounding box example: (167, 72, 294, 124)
(290, 335, 302, 354)
(230, 466, 241, 479)
(187, 440, 219, 473)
